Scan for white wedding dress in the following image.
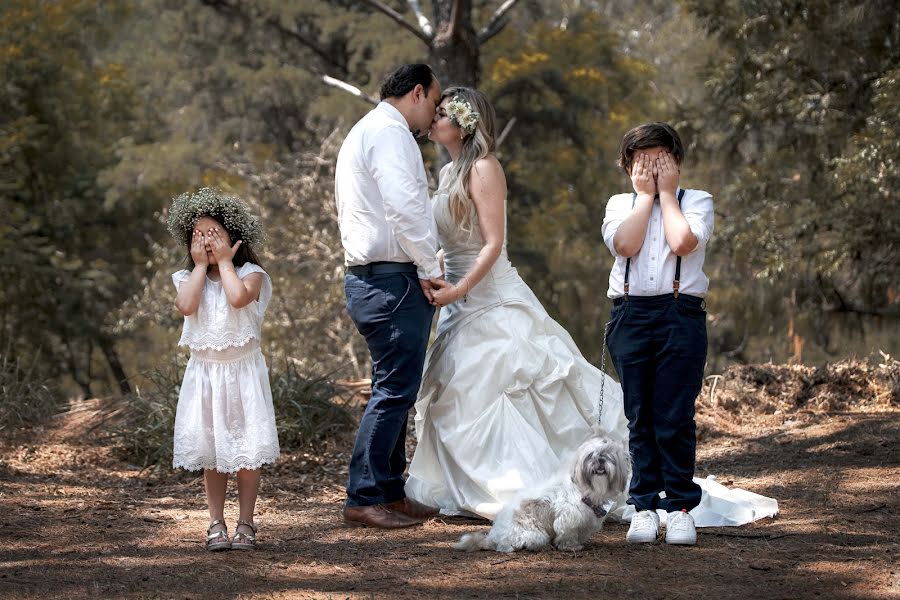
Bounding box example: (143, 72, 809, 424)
(405, 164, 778, 527)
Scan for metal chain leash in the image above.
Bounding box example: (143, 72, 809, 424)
(597, 319, 611, 424)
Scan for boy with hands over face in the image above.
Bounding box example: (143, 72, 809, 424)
(601, 123, 715, 546)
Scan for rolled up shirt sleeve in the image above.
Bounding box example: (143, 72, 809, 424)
(601, 194, 629, 258)
(369, 126, 442, 279)
(682, 192, 714, 255)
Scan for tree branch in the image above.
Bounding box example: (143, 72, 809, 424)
(495, 116, 516, 149)
(478, 0, 522, 44)
(448, 0, 465, 40)
(359, 0, 433, 44)
(200, 0, 347, 74)
(200, 1, 375, 107)
(407, 0, 434, 37)
(322, 75, 379, 106)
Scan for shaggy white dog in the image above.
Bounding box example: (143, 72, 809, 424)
(454, 435, 629, 553)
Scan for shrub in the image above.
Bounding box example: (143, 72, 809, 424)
(270, 359, 354, 449)
(103, 358, 183, 469)
(0, 344, 58, 431)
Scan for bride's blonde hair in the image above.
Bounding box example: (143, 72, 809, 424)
(442, 87, 496, 234)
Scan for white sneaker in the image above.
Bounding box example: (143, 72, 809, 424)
(665, 510, 697, 545)
(626, 509, 660, 543)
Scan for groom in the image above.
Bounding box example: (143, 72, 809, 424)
(335, 64, 448, 528)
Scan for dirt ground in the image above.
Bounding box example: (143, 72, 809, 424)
(1, 362, 899, 600)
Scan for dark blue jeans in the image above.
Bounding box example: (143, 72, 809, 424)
(344, 269, 434, 507)
(606, 294, 707, 512)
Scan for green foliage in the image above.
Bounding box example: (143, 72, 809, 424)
(0, 0, 155, 395)
(830, 70, 900, 302)
(5, 0, 898, 415)
(681, 0, 900, 363)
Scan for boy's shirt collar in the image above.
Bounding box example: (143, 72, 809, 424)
(653, 186, 683, 202)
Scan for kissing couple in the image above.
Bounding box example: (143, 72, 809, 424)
(335, 62, 628, 529)
(333, 64, 777, 544)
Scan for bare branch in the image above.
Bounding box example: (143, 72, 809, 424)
(495, 116, 516, 149)
(200, 1, 375, 107)
(322, 75, 378, 106)
(478, 0, 522, 44)
(200, 0, 346, 74)
(407, 0, 434, 37)
(447, 0, 465, 39)
(360, 0, 433, 44)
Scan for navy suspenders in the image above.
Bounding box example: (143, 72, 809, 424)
(624, 188, 686, 300)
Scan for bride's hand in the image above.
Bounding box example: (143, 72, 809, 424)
(429, 277, 456, 307)
(419, 278, 438, 304)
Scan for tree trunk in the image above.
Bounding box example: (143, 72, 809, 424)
(64, 340, 92, 399)
(429, 0, 479, 88)
(100, 337, 132, 396)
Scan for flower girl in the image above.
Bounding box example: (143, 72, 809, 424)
(168, 188, 279, 551)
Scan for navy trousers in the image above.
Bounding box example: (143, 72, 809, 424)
(606, 293, 706, 512)
(343, 268, 434, 507)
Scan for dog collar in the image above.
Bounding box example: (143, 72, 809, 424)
(581, 496, 608, 518)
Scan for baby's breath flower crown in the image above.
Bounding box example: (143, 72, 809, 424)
(167, 187, 264, 247)
(446, 96, 480, 134)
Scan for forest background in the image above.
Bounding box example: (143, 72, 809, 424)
(2, 0, 898, 437)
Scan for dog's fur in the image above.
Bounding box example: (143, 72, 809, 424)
(454, 435, 629, 553)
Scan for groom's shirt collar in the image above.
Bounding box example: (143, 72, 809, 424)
(376, 101, 411, 132)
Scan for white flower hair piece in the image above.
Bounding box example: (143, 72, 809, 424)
(166, 187, 264, 247)
(445, 96, 480, 134)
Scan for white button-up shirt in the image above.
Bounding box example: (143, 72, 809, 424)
(335, 102, 441, 279)
(602, 188, 714, 298)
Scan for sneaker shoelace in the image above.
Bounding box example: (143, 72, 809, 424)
(633, 512, 657, 530)
(669, 512, 692, 532)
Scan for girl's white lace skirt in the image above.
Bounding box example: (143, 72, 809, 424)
(173, 340, 280, 473)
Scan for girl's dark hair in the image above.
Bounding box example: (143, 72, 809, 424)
(183, 213, 263, 270)
(617, 122, 685, 174)
(380, 63, 436, 100)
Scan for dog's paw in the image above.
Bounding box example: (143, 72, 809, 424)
(454, 532, 487, 552)
(554, 542, 583, 552)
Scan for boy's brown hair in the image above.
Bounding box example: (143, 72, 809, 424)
(617, 122, 685, 174)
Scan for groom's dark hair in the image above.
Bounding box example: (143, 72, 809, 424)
(380, 64, 436, 100)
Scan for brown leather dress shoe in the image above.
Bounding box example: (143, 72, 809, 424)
(385, 497, 440, 520)
(343, 504, 422, 529)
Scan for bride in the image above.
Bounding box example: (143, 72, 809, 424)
(404, 86, 628, 520)
(404, 86, 777, 528)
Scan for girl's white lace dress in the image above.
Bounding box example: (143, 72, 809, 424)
(171, 262, 280, 473)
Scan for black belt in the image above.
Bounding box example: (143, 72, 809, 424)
(613, 293, 705, 308)
(347, 261, 416, 276)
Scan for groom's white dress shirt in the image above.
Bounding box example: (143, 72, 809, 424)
(602, 187, 715, 298)
(335, 101, 441, 280)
